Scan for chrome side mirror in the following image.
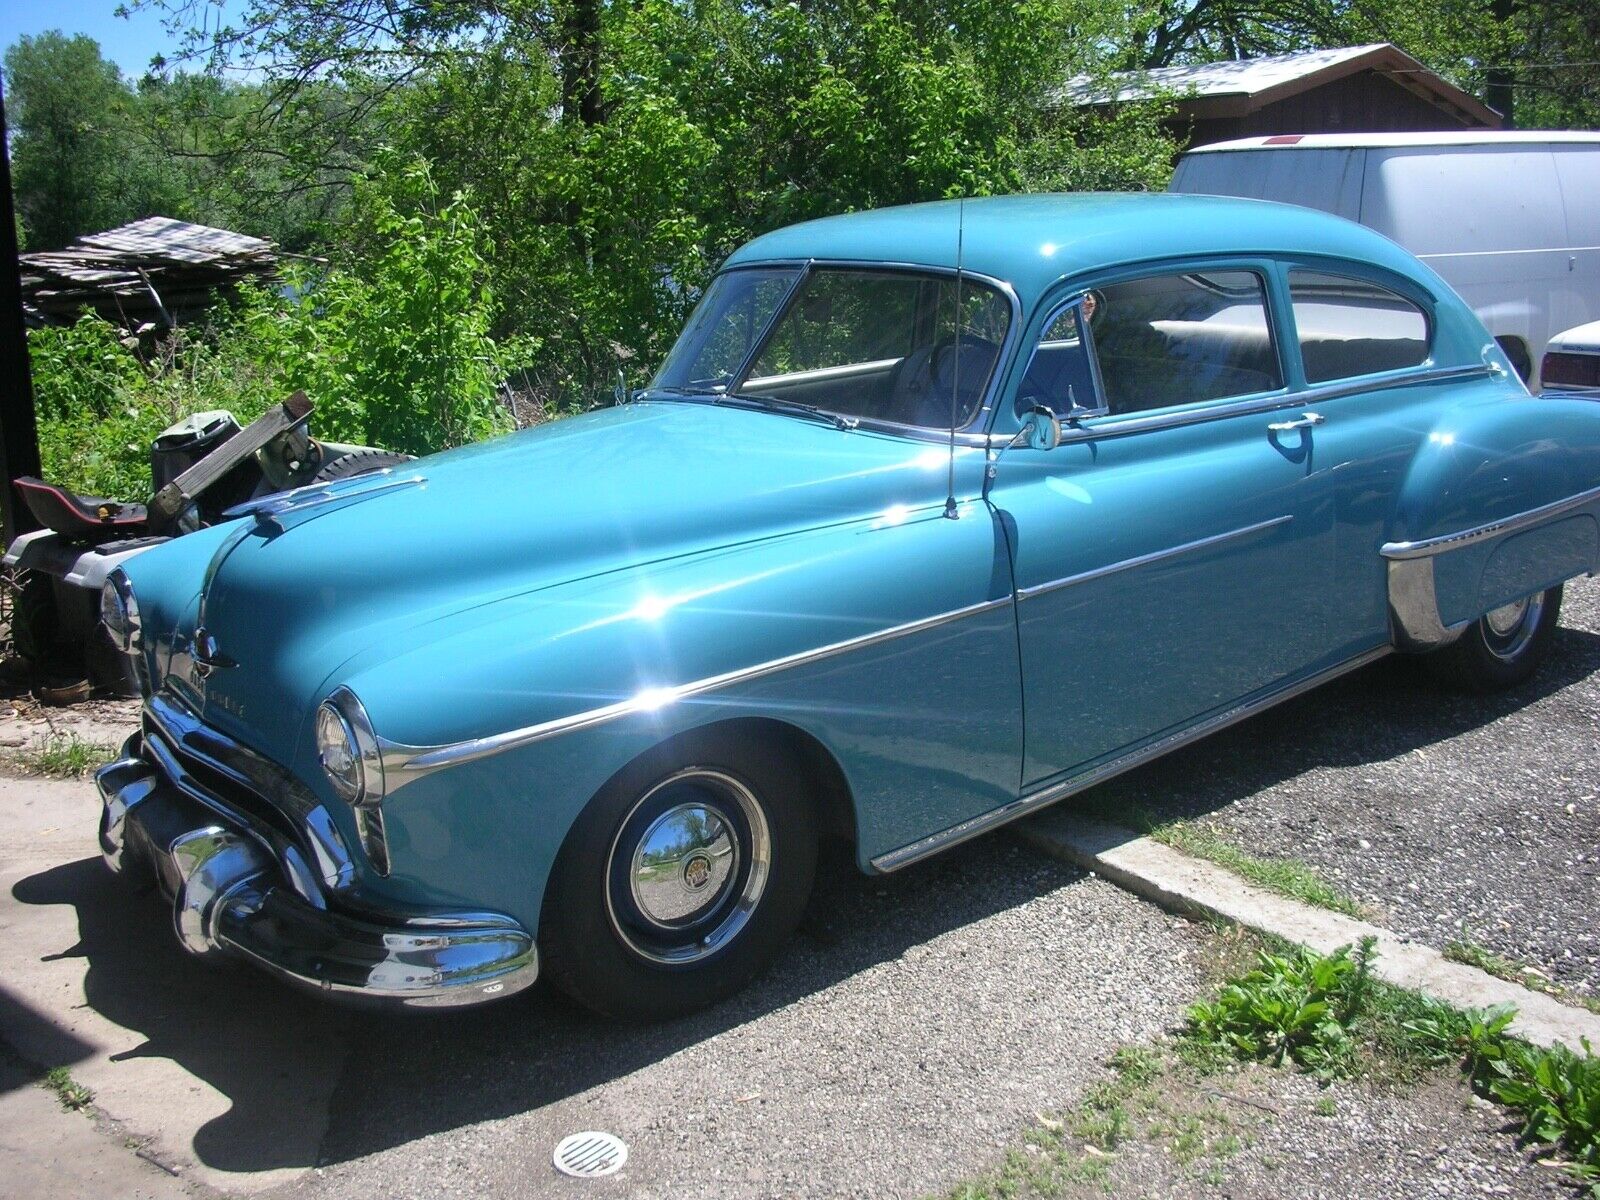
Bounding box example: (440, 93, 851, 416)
(1020, 404, 1062, 451)
(613, 367, 632, 406)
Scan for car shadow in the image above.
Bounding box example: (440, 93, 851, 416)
(1067, 624, 1600, 830)
(9, 833, 1080, 1174)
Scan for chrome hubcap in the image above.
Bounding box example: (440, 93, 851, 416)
(1483, 591, 1544, 660)
(630, 803, 738, 926)
(606, 769, 771, 965)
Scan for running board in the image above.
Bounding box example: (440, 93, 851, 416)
(870, 645, 1392, 873)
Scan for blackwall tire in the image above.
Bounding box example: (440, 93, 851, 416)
(540, 732, 816, 1019)
(311, 449, 415, 483)
(1422, 585, 1562, 692)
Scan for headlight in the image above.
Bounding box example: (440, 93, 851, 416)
(100, 572, 140, 652)
(315, 688, 382, 807)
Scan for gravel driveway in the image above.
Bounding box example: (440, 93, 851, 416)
(1081, 573, 1600, 999)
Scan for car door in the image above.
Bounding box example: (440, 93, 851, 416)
(987, 263, 1339, 789)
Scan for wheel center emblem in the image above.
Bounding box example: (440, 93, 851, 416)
(682, 853, 713, 891)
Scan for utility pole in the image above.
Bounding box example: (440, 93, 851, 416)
(0, 73, 40, 544)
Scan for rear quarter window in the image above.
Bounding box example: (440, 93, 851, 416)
(1289, 270, 1430, 384)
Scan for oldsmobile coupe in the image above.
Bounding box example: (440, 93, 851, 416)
(96, 194, 1600, 1016)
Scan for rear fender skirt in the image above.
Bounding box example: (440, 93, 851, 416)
(1382, 485, 1600, 650)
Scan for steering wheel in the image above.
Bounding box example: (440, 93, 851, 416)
(888, 333, 998, 427)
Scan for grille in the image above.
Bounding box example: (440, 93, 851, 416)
(552, 1132, 627, 1178)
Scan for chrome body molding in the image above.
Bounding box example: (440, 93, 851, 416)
(1380, 481, 1600, 560)
(386, 595, 1016, 779)
(95, 737, 538, 1008)
(1054, 363, 1496, 445)
(1016, 516, 1293, 602)
(870, 645, 1392, 872)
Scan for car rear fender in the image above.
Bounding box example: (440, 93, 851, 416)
(1385, 393, 1600, 649)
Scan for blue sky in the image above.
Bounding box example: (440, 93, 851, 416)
(0, 0, 197, 77)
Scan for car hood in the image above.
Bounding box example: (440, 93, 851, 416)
(169, 400, 976, 753)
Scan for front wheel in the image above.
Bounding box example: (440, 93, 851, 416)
(540, 734, 816, 1018)
(1422, 585, 1563, 691)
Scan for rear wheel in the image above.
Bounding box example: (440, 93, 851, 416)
(1422, 585, 1562, 691)
(540, 733, 816, 1018)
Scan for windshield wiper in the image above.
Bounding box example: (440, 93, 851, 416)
(639, 385, 858, 430)
(722, 391, 859, 430)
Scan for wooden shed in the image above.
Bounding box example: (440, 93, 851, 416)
(1064, 44, 1503, 147)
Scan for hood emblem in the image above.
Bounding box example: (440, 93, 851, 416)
(192, 628, 238, 678)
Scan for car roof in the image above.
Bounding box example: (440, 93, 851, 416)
(724, 192, 1429, 310)
(1186, 131, 1600, 152)
(1547, 320, 1600, 352)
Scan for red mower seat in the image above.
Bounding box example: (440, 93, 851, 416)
(14, 477, 149, 540)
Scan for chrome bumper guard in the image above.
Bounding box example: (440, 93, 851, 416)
(96, 734, 538, 1008)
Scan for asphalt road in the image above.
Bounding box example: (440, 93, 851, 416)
(1085, 572, 1600, 999)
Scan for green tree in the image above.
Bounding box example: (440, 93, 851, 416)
(3, 33, 172, 248)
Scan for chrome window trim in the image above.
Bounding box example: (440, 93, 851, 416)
(1016, 515, 1294, 602)
(1380, 481, 1600, 560)
(381, 594, 1016, 781)
(870, 645, 1392, 872)
(1052, 362, 1497, 445)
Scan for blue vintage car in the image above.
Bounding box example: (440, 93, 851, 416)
(96, 194, 1600, 1016)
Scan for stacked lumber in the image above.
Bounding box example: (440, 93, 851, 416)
(20, 216, 278, 326)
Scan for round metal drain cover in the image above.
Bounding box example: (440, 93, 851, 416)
(553, 1131, 627, 1178)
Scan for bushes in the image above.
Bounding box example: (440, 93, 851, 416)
(27, 166, 530, 498)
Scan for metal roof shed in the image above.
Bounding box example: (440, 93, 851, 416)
(1063, 44, 1503, 145)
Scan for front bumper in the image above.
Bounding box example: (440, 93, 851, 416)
(96, 734, 538, 1008)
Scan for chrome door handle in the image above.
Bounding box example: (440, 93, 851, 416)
(1267, 411, 1326, 433)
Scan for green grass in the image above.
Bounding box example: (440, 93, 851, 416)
(8, 734, 116, 779)
(1083, 800, 1370, 919)
(43, 1067, 93, 1112)
(1445, 936, 1600, 1016)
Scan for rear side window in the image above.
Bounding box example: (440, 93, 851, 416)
(1091, 270, 1282, 415)
(1289, 271, 1429, 384)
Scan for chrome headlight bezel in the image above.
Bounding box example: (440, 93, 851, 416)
(316, 687, 384, 808)
(99, 571, 141, 652)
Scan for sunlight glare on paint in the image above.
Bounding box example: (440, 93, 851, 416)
(1429, 431, 1457, 446)
(631, 593, 672, 621)
(631, 686, 679, 712)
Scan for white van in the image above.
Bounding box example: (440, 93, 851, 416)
(1168, 132, 1600, 389)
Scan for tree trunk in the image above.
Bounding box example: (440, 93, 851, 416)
(1485, 0, 1517, 126)
(559, 0, 604, 127)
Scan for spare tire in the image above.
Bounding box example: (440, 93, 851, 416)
(311, 449, 415, 483)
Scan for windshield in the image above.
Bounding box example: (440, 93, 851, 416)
(650, 266, 1012, 430)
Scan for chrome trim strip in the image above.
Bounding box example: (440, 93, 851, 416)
(1380, 482, 1600, 560)
(1057, 363, 1496, 444)
(389, 595, 1017, 776)
(1016, 515, 1293, 602)
(870, 645, 1392, 872)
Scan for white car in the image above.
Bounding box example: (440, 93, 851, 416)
(1169, 132, 1600, 390)
(1542, 319, 1600, 393)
